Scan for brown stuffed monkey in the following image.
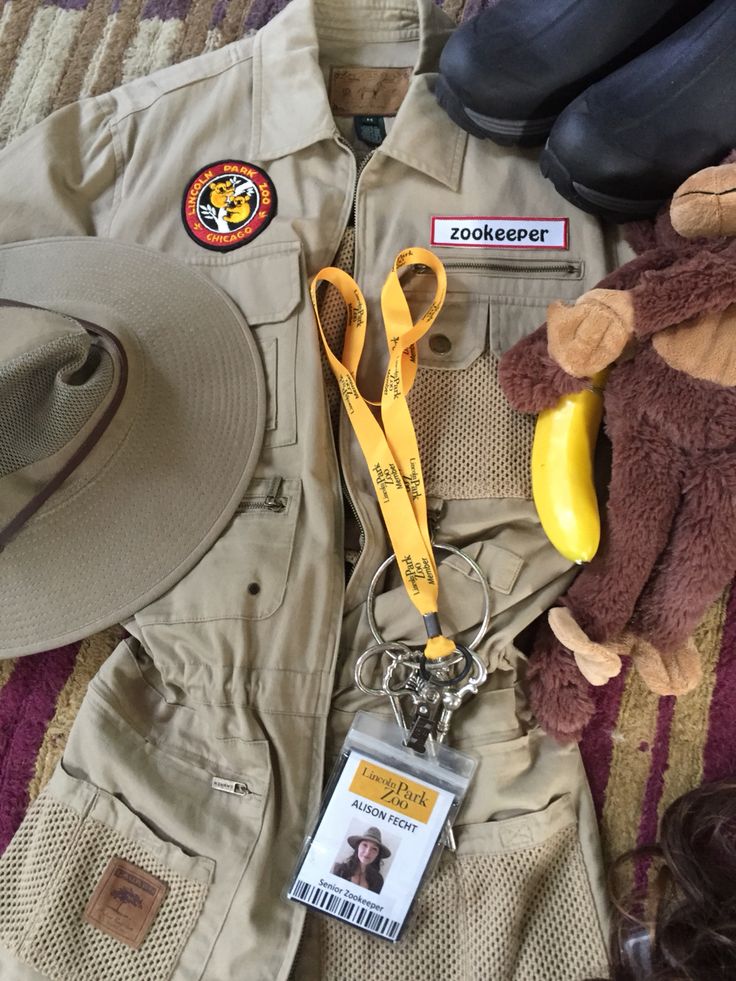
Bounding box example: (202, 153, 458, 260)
(499, 157, 736, 742)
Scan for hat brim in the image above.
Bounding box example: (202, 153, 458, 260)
(0, 238, 265, 656)
(347, 835, 390, 859)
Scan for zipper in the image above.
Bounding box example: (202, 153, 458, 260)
(235, 477, 287, 515)
(416, 259, 582, 277)
(350, 149, 374, 229)
(338, 138, 370, 571)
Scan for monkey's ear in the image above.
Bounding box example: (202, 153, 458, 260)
(670, 162, 736, 239)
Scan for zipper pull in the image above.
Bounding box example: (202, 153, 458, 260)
(211, 776, 250, 796)
(265, 477, 285, 512)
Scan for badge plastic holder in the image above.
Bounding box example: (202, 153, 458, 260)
(285, 711, 477, 942)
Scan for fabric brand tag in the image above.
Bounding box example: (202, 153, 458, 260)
(83, 856, 168, 949)
(431, 215, 569, 249)
(329, 67, 412, 116)
(287, 749, 453, 941)
(354, 115, 387, 147)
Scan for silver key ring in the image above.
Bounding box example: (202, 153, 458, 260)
(365, 542, 492, 651)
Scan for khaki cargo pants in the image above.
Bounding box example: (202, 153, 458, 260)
(0, 493, 610, 980)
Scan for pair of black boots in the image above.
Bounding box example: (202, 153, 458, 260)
(437, 0, 736, 222)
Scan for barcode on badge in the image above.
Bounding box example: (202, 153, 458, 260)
(291, 879, 401, 940)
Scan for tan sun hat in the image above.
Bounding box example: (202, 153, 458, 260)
(0, 237, 266, 658)
(347, 826, 391, 859)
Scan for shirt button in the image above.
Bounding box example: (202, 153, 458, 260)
(429, 334, 452, 355)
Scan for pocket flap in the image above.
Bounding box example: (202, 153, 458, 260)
(47, 765, 215, 884)
(369, 541, 526, 645)
(443, 540, 523, 595)
(490, 295, 550, 356)
(416, 293, 489, 370)
(455, 793, 577, 854)
(206, 241, 302, 325)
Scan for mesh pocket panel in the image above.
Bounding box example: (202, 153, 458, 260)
(0, 795, 79, 953)
(313, 825, 608, 981)
(462, 825, 608, 980)
(0, 793, 208, 981)
(317, 860, 465, 981)
(408, 349, 534, 501)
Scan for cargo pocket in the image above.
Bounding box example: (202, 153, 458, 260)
(0, 767, 212, 981)
(449, 795, 609, 981)
(406, 289, 535, 501)
(135, 476, 302, 624)
(313, 796, 608, 981)
(0, 686, 270, 981)
(367, 539, 525, 656)
(189, 240, 302, 448)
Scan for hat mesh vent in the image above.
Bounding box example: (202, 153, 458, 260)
(0, 333, 113, 479)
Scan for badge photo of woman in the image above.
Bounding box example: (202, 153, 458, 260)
(331, 826, 392, 895)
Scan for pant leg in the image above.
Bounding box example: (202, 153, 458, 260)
(0, 497, 342, 981)
(0, 251, 345, 980)
(292, 500, 610, 981)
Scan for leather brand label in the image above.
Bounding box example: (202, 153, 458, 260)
(431, 215, 569, 249)
(84, 857, 168, 949)
(329, 67, 412, 116)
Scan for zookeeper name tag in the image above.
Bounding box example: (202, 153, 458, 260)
(286, 713, 475, 942)
(431, 215, 569, 249)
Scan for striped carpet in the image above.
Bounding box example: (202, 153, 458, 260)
(1, 0, 734, 890)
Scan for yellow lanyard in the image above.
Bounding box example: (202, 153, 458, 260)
(311, 247, 455, 662)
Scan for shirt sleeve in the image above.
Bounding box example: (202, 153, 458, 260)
(0, 95, 117, 242)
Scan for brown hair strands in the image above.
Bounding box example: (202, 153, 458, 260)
(589, 780, 736, 980)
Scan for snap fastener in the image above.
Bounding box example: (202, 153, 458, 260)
(429, 333, 452, 354)
(247, 582, 261, 595)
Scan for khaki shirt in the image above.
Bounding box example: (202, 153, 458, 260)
(0, 1, 620, 978)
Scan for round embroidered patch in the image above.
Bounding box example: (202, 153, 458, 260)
(181, 160, 277, 252)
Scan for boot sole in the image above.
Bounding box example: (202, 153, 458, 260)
(539, 145, 667, 222)
(435, 74, 556, 147)
(539, 146, 667, 224)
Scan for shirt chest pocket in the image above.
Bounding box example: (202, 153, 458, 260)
(411, 255, 585, 360)
(405, 258, 584, 502)
(188, 241, 302, 448)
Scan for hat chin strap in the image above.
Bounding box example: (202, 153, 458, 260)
(0, 317, 128, 553)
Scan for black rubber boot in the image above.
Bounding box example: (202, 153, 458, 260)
(540, 0, 736, 221)
(436, 0, 711, 146)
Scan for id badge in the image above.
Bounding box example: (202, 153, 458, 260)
(285, 712, 476, 942)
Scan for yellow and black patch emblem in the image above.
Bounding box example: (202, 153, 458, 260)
(182, 160, 276, 252)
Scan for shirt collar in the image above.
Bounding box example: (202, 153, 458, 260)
(250, 0, 467, 190)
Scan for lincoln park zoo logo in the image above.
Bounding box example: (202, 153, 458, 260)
(182, 160, 277, 252)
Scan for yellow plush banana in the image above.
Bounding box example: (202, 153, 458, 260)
(532, 370, 607, 564)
